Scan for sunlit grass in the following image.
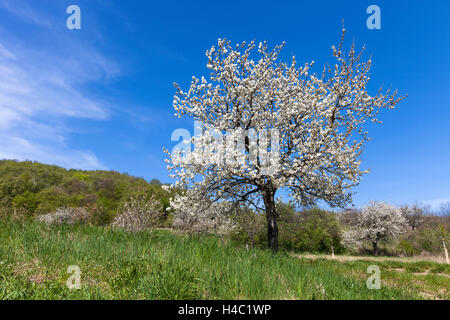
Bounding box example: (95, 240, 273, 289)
(1, 218, 446, 300)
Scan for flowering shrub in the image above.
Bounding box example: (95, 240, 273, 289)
(36, 207, 90, 225)
(233, 208, 265, 248)
(165, 31, 404, 251)
(111, 193, 163, 232)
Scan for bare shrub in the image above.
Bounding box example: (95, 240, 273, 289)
(400, 204, 427, 230)
(111, 193, 163, 232)
(37, 207, 90, 225)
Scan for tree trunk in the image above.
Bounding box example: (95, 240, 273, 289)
(263, 187, 278, 252)
(373, 240, 378, 256)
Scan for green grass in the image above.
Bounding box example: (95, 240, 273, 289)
(0, 218, 447, 300)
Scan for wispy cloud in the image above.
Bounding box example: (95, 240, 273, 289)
(421, 197, 450, 211)
(0, 136, 104, 170)
(0, 2, 120, 170)
(0, 0, 54, 28)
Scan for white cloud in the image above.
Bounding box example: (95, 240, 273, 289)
(0, 3, 120, 170)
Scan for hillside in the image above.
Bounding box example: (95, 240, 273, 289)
(0, 160, 170, 225)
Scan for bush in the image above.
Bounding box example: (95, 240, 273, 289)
(111, 193, 163, 232)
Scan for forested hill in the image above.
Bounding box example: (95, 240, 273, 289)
(0, 160, 170, 224)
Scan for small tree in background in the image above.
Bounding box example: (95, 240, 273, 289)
(170, 191, 236, 236)
(342, 201, 408, 255)
(112, 193, 163, 232)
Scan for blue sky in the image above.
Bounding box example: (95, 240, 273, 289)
(0, 0, 449, 209)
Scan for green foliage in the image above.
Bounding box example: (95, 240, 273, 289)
(276, 201, 296, 222)
(0, 160, 171, 225)
(396, 239, 419, 257)
(2, 160, 447, 257)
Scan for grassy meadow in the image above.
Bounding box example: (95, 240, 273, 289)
(1, 217, 448, 300)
